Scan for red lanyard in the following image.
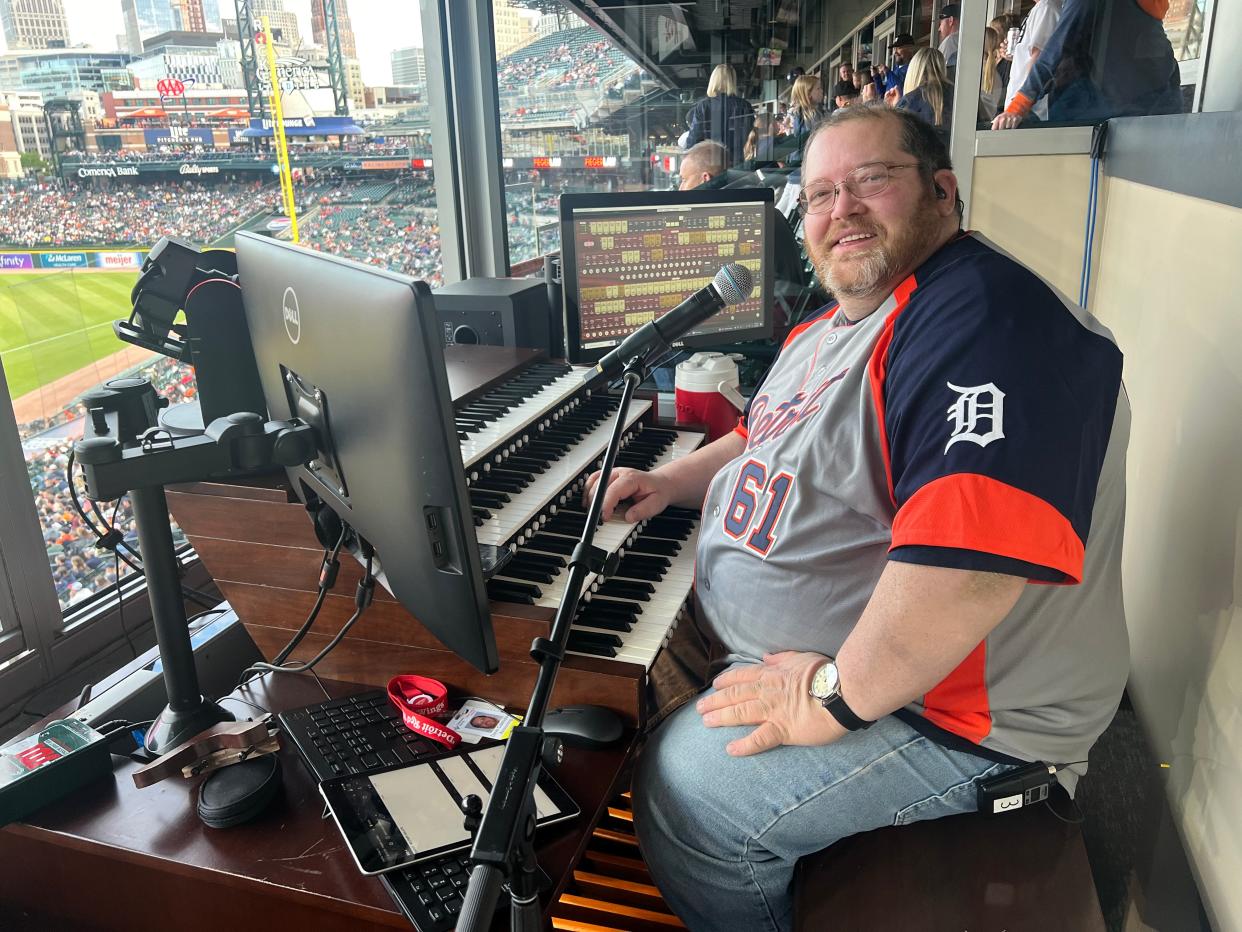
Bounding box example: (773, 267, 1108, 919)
(386, 675, 461, 749)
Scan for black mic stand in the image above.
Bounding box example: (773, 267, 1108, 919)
(457, 354, 652, 932)
(74, 377, 316, 756)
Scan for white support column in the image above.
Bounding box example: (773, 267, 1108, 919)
(948, 0, 988, 226)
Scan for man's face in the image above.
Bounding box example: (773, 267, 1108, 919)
(894, 45, 914, 64)
(802, 118, 945, 304)
(678, 160, 709, 190)
(939, 15, 957, 38)
(839, 64, 853, 81)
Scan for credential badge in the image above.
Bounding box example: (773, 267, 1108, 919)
(945, 382, 1005, 453)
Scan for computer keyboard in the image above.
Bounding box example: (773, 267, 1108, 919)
(279, 689, 507, 931)
(278, 688, 442, 782)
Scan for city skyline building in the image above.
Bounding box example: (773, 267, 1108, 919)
(0, 0, 71, 50)
(174, 0, 206, 33)
(310, 0, 355, 60)
(389, 44, 424, 88)
(121, 0, 178, 56)
(0, 48, 134, 96)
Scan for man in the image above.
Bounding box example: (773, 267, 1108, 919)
(1002, 0, 1064, 121)
(829, 62, 854, 112)
(992, 0, 1179, 128)
(937, 3, 961, 67)
(883, 33, 918, 102)
(677, 140, 730, 190)
(590, 105, 1129, 930)
(832, 79, 860, 110)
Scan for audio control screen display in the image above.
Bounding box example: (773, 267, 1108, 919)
(569, 201, 767, 350)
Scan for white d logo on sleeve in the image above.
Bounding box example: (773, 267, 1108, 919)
(945, 382, 1005, 453)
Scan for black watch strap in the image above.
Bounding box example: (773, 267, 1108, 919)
(820, 692, 874, 731)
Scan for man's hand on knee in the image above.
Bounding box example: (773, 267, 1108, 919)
(696, 651, 845, 756)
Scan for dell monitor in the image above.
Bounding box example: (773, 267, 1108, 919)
(234, 231, 498, 673)
(559, 188, 775, 364)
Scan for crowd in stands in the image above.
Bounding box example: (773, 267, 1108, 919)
(496, 26, 638, 95)
(0, 181, 280, 247)
(299, 203, 444, 287)
(22, 356, 194, 609)
(59, 140, 419, 164)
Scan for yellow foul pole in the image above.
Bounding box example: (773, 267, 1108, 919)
(261, 16, 299, 242)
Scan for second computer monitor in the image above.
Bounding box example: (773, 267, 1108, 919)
(560, 188, 774, 364)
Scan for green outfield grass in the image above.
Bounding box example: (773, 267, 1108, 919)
(0, 271, 140, 400)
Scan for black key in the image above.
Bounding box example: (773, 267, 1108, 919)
(597, 579, 656, 599)
(566, 633, 618, 657)
(360, 753, 380, 770)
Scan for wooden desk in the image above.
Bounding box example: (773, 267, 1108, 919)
(0, 674, 632, 931)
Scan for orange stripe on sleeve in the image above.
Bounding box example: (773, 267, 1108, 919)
(1005, 91, 1034, 118)
(733, 416, 749, 440)
(891, 473, 1085, 583)
(922, 640, 991, 743)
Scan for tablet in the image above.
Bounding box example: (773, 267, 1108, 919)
(319, 744, 579, 875)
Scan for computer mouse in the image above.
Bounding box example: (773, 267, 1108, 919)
(542, 705, 624, 749)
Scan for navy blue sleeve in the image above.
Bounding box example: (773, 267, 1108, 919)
(880, 243, 1122, 582)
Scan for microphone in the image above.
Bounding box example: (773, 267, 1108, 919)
(584, 263, 755, 389)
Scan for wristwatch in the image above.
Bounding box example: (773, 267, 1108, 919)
(809, 661, 874, 731)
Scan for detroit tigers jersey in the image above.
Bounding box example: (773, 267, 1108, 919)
(695, 232, 1129, 783)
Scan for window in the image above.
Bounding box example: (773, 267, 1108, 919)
(975, 0, 1197, 131)
(491, 0, 801, 269)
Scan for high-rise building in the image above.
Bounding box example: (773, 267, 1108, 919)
(0, 0, 70, 50)
(175, 0, 207, 33)
(344, 57, 363, 109)
(201, 0, 222, 32)
(390, 46, 425, 88)
(251, 0, 301, 50)
(310, 0, 357, 60)
(0, 49, 134, 96)
(122, 0, 179, 55)
(492, 0, 536, 58)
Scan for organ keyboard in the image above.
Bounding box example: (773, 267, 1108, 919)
(462, 356, 704, 674)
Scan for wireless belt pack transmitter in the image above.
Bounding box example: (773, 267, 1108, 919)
(976, 761, 1058, 815)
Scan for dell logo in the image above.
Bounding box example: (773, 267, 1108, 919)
(282, 286, 301, 344)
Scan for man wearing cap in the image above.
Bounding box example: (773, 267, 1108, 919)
(887, 33, 918, 93)
(938, 4, 961, 67)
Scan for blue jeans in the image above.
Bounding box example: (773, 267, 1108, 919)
(633, 685, 1012, 931)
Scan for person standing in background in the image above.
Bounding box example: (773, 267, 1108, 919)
(685, 64, 756, 165)
(979, 27, 1004, 120)
(938, 4, 961, 67)
(1002, 0, 1064, 122)
(993, 0, 1179, 127)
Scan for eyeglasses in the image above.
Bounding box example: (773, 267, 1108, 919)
(797, 162, 920, 215)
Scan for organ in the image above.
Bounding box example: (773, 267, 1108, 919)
(166, 345, 705, 727)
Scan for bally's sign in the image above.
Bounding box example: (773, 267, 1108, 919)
(77, 165, 139, 178)
(179, 164, 220, 175)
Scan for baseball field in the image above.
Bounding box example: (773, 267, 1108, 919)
(1, 270, 140, 402)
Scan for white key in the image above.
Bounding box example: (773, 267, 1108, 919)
(474, 400, 652, 547)
(459, 370, 588, 469)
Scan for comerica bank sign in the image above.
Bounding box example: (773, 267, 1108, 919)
(77, 166, 139, 178)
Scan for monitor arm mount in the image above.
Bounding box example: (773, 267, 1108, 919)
(74, 376, 316, 756)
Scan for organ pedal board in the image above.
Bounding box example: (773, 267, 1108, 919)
(551, 789, 686, 931)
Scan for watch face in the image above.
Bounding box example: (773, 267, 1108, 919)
(810, 662, 839, 700)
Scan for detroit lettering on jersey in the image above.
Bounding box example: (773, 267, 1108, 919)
(744, 367, 848, 451)
(696, 232, 1130, 779)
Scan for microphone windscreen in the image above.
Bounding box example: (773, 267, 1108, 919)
(714, 263, 755, 306)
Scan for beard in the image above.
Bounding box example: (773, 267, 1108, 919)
(810, 194, 943, 301)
